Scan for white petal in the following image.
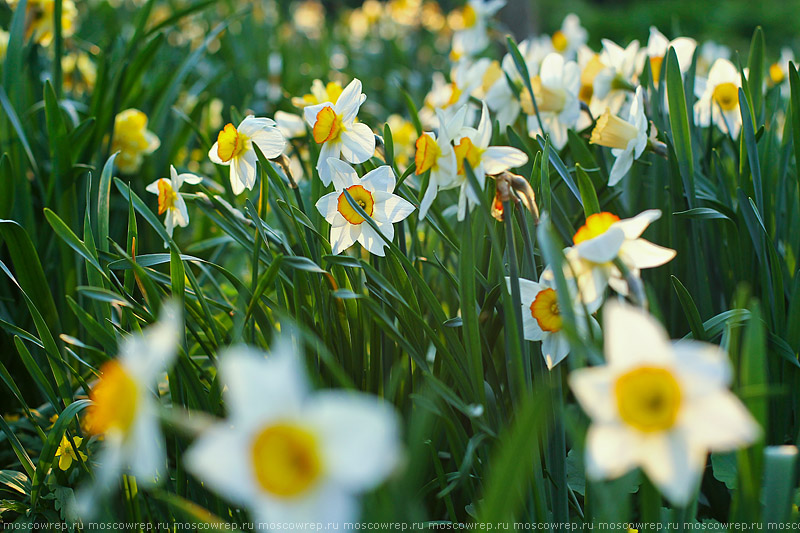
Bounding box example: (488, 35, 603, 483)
(360, 165, 396, 193)
(328, 158, 360, 190)
(340, 122, 376, 164)
(174, 197, 190, 228)
(275, 110, 307, 139)
(208, 143, 229, 166)
(584, 423, 640, 480)
(575, 227, 625, 263)
(252, 483, 359, 529)
(418, 179, 438, 220)
(568, 366, 618, 424)
(482, 146, 529, 175)
(542, 332, 570, 369)
(672, 340, 732, 394)
(315, 191, 341, 220)
(218, 343, 308, 425)
(335, 78, 366, 123)
(229, 163, 246, 195)
(251, 128, 287, 159)
(602, 300, 673, 367)
(119, 303, 181, 382)
(619, 238, 676, 269)
(145, 179, 162, 194)
(681, 391, 760, 452)
(357, 223, 388, 256)
(316, 141, 341, 186)
(612, 209, 662, 239)
(373, 191, 415, 223)
(639, 430, 705, 506)
(607, 146, 634, 187)
(331, 223, 360, 255)
(126, 403, 165, 486)
(183, 424, 256, 506)
(237, 115, 277, 136)
(177, 172, 203, 186)
(476, 102, 492, 147)
(306, 391, 401, 492)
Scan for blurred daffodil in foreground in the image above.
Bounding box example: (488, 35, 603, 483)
(316, 159, 414, 256)
(110, 109, 160, 174)
(564, 210, 676, 308)
(304, 78, 376, 185)
(80, 303, 181, 510)
(185, 340, 402, 526)
(146, 165, 203, 239)
(590, 87, 648, 186)
(209, 115, 286, 195)
(507, 269, 597, 369)
(569, 302, 759, 504)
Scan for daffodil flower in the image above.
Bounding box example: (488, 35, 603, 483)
(209, 115, 286, 195)
(415, 107, 462, 220)
(315, 159, 414, 256)
(525, 53, 581, 150)
(645, 27, 697, 84)
(590, 39, 640, 116)
(550, 14, 588, 59)
(421, 59, 491, 127)
(291, 79, 344, 109)
(55, 435, 87, 471)
(304, 78, 376, 186)
(145, 165, 202, 239)
(450, 0, 505, 59)
(564, 210, 676, 308)
(185, 341, 401, 527)
(590, 87, 648, 186)
(694, 58, 742, 138)
(569, 302, 759, 504)
(450, 102, 528, 220)
(78, 304, 181, 512)
(275, 110, 308, 140)
(111, 109, 160, 174)
(506, 269, 598, 369)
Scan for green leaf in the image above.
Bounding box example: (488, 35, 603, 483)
(576, 163, 600, 218)
(666, 46, 696, 207)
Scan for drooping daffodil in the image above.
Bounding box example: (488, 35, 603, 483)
(145, 165, 203, 238)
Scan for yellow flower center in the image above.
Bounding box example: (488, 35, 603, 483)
(552, 30, 568, 53)
(337, 184, 375, 225)
(251, 423, 323, 498)
(312, 106, 345, 144)
(769, 63, 786, 85)
(454, 136, 484, 175)
(157, 179, 178, 215)
(590, 110, 639, 150)
(573, 212, 620, 245)
(415, 134, 441, 174)
(216, 123, 249, 162)
(446, 82, 463, 108)
(712, 82, 739, 112)
(461, 4, 477, 28)
(649, 56, 664, 84)
(615, 366, 682, 433)
(84, 360, 139, 436)
(523, 76, 567, 114)
(530, 288, 562, 332)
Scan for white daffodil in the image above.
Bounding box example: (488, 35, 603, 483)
(450, 0, 505, 59)
(421, 59, 491, 128)
(550, 13, 588, 59)
(564, 210, 676, 308)
(184, 341, 402, 527)
(697, 40, 731, 77)
(645, 27, 697, 85)
(145, 165, 202, 238)
(525, 52, 581, 150)
(315, 159, 415, 256)
(486, 37, 552, 130)
(79, 303, 181, 513)
(209, 115, 286, 195)
(415, 107, 461, 220)
(590, 87, 648, 187)
(506, 270, 598, 370)
(304, 78, 376, 186)
(694, 58, 742, 138)
(569, 302, 759, 505)
(449, 102, 528, 220)
(591, 39, 640, 116)
(769, 47, 795, 92)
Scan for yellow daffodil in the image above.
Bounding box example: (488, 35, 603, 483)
(145, 165, 203, 240)
(315, 159, 415, 256)
(111, 109, 160, 174)
(563, 210, 676, 308)
(62, 52, 97, 96)
(304, 78, 375, 186)
(590, 87, 649, 186)
(7, 0, 77, 47)
(185, 340, 401, 527)
(55, 435, 87, 471)
(694, 58, 742, 138)
(209, 115, 286, 194)
(569, 302, 759, 504)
